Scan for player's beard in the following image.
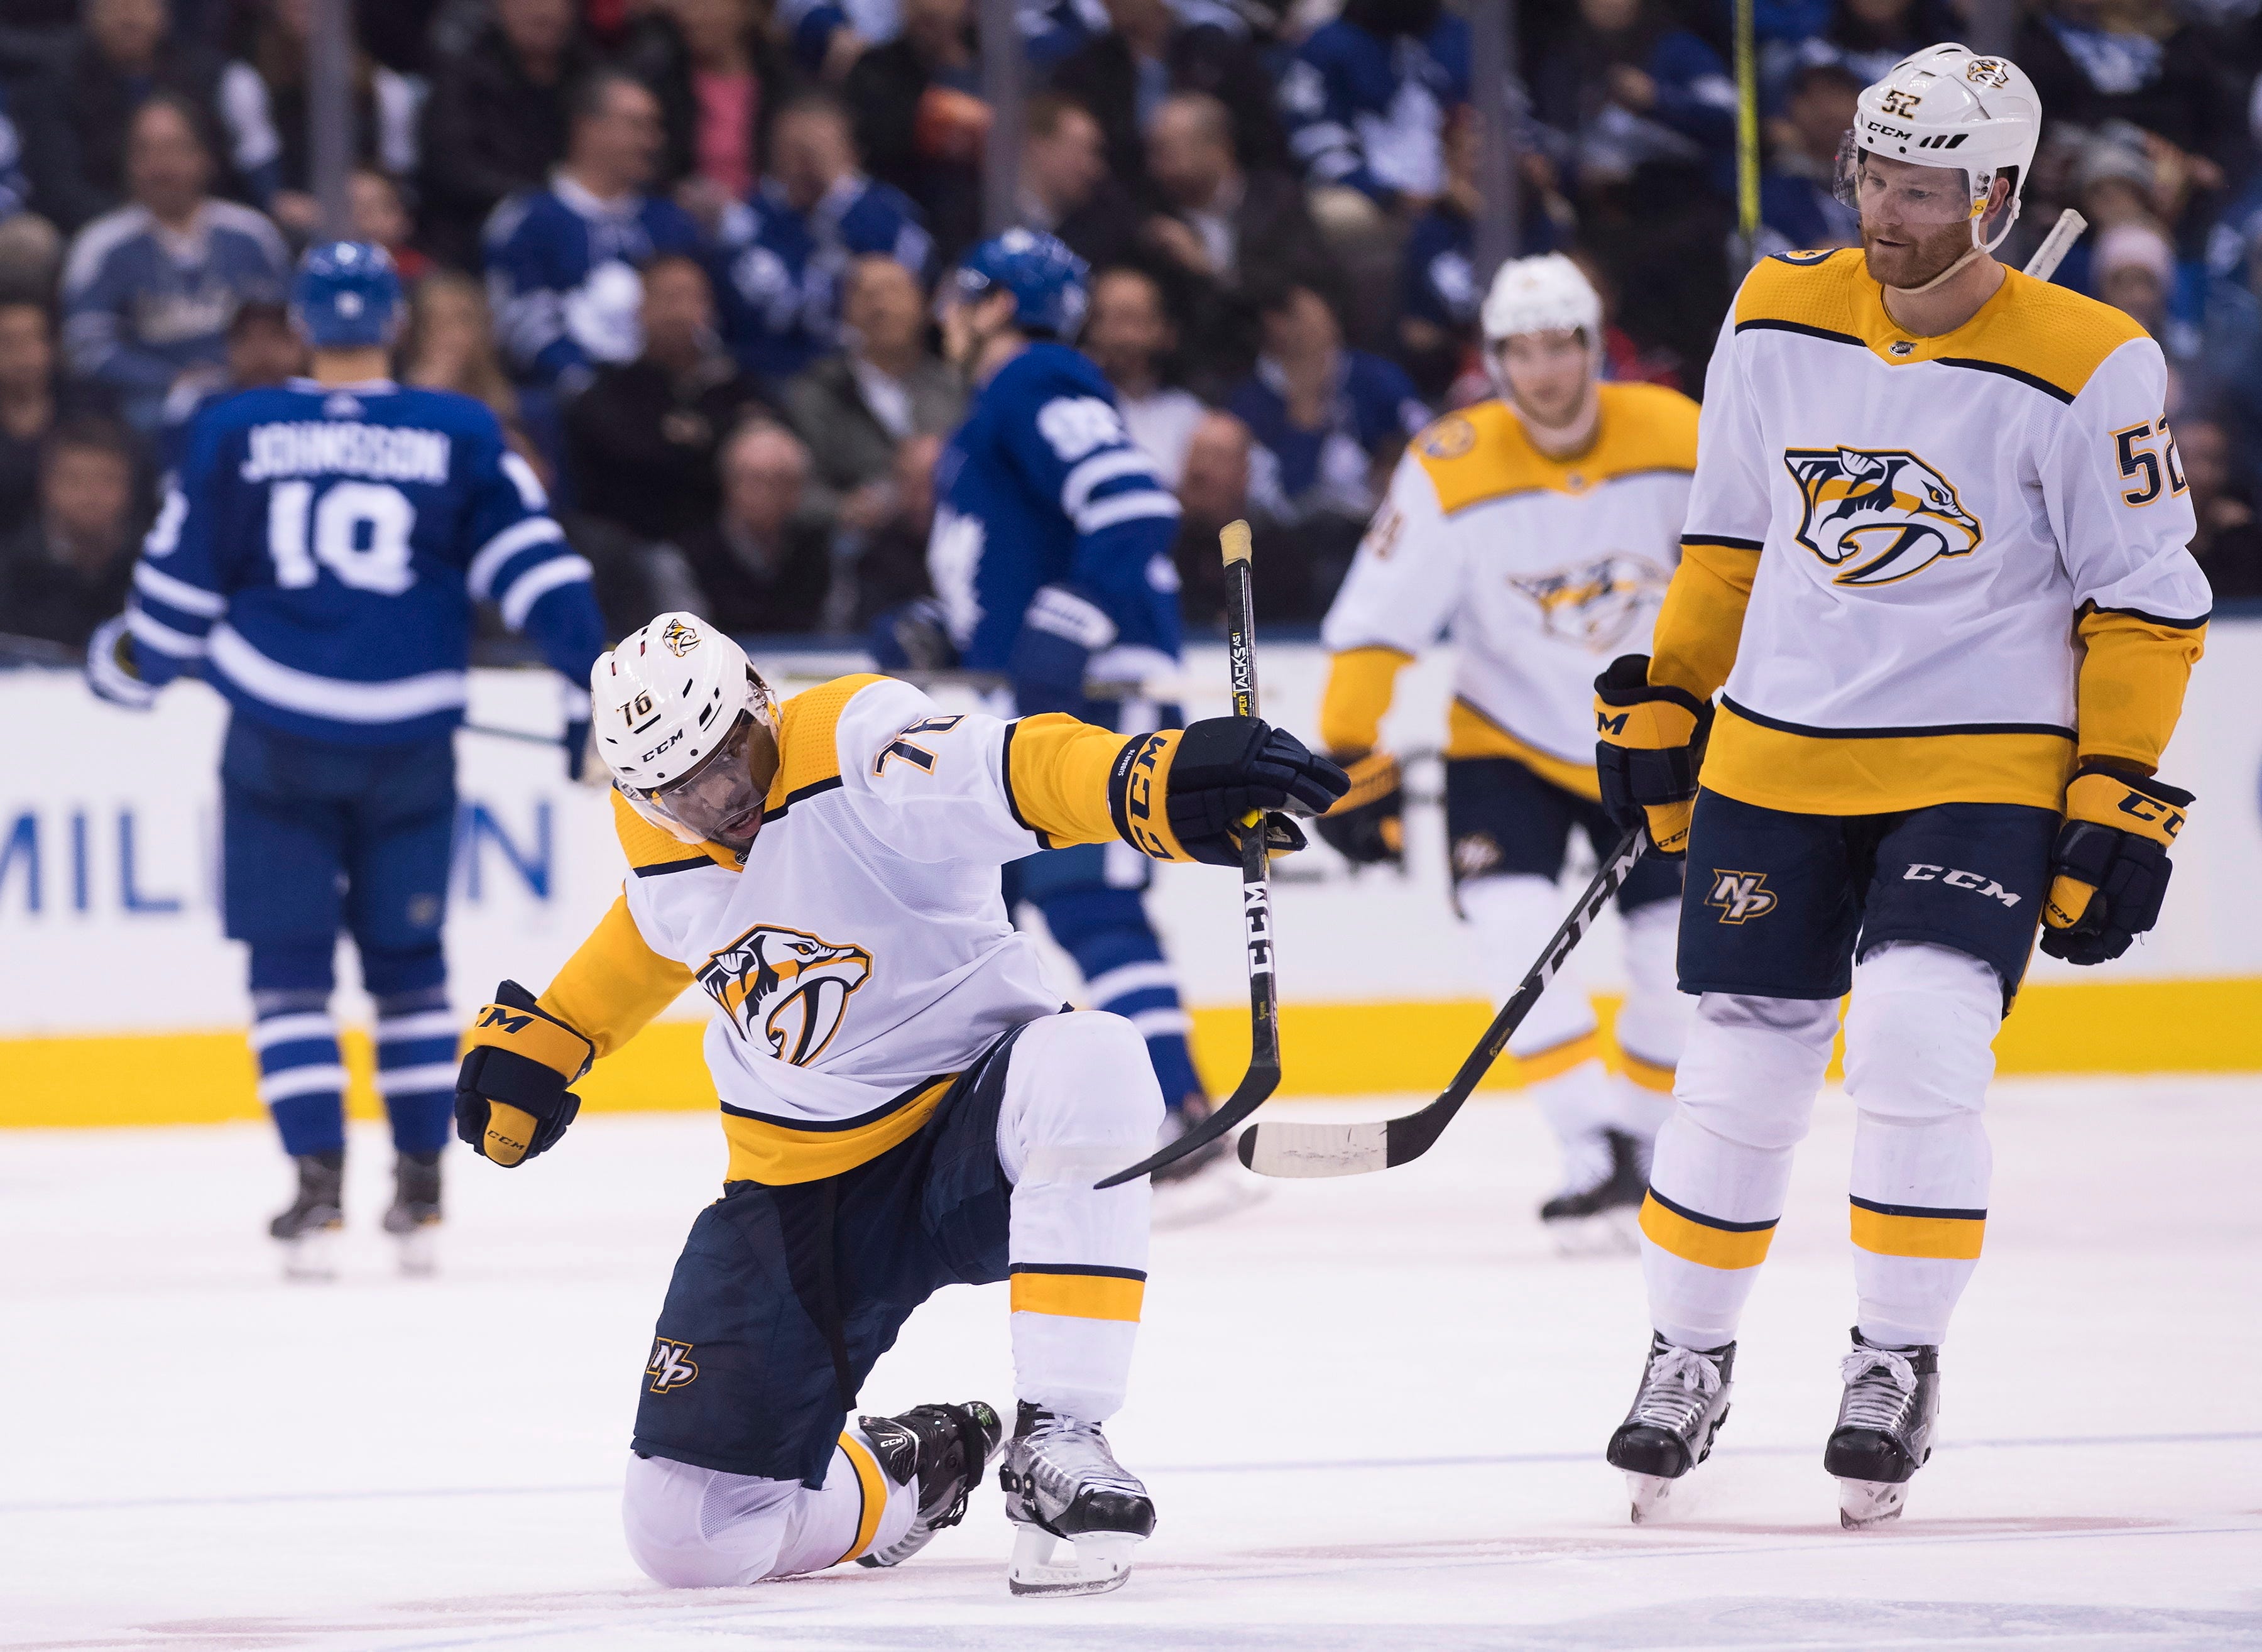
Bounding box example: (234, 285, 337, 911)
(1860, 215, 1974, 292)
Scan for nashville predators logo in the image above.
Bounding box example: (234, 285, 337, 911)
(647, 1338, 699, 1392)
(697, 924, 873, 1064)
(660, 616, 701, 656)
(1783, 447, 1982, 586)
(1509, 554, 1670, 650)
(1707, 870, 1778, 924)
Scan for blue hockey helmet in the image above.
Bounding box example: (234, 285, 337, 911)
(290, 240, 403, 349)
(945, 229, 1090, 340)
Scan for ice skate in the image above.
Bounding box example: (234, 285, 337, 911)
(269, 1151, 344, 1282)
(1605, 1333, 1734, 1522)
(1826, 1329, 1940, 1529)
(1539, 1128, 1646, 1255)
(855, 1400, 1004, 1568)
(998, 1402, 1155, 1596)
(1149, 1095, 1265, 1230)
(381, 1151, 443, 1277)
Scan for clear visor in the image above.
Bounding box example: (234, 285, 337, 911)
(1833, 135, 1979, 226)
(643, 711, 764, 850)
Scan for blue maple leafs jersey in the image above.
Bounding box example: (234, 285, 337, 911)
(123, 379, 607, 745)
(927, 342, 1183, 675)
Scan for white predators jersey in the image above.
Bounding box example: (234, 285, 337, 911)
(1678, 249, 2210, 814)
(1320, 386, 1698, 794)
(566, 674, 1140, 1184)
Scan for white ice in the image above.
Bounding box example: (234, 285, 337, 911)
(4, 1077, 2259, 1651)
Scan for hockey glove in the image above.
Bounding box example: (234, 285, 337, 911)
(85, 613, 158, 710)
(1313, 750, 1404, 867)
(1009, 584, 1116, 716)
(1594, 654, 1713, 858)
(455, 980, 594, 1167)
(2039, 765, 2192, 966)
(1118, 715, 1348, 867)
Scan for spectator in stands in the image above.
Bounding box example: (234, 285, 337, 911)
(2178, 415, 2262, 600)
(778, 0, 876, 84)
(60, 95, 288, 435)
(1536, 0, 1739, 200)
(1083, 266, 1203, 488)
(847, 427, 942, 627)
(718, 92, 930, 384)
(418, 0, 594, 270)
(1046, 0, 1286, 197)
(1275, 0, 1467, 222)
(1759, 61, 1862, 254)
(1228, 279, 1426, 533)
(616, 0, 796, 231)
(1169, 408, 1250, 626)
(484, 68, 706, 395)
(159, 295, 302, 456)
(780, 251, 959, 528)
(0, 302, 85, 537)
(2095, 221, 2183, 347)
(666, 418, 835, 633)
(233, 0, 422, 238)
(0, 414, 141, 648)
(351, 168, 430, 283)
(844, 0, 985, 261)
(13, 0, 271, 235)
(2020, 0, 2238, 180)
(1017, 93, 1137, 270)
(566, 253, 770, 543)
(1144, 90, 1337, 390)
(1773, 0, 1950, 103)
(398, 269, 563, 481)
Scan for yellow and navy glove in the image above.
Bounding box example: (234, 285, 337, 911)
(1593, 654, 1713, 858)
(1313, 750, 1404, 867)
(2040, 765, 2192, 966)
(454, 980, 594, 1167)
(1112, 715, 1348, 867)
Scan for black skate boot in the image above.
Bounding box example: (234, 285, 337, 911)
(1605, 1332, 1735, 1523)
(269, 1150, 344, 1281)
(1825, 1328, 1941, 1529)
(854, 1401, 1004, 1568)
(998, 1401, 1156, 1596)
(1539, 1129, 1647, 1254)
(381, 1151, 443, 1277)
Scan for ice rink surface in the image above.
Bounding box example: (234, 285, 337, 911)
(4, 1077, 2259, 1652)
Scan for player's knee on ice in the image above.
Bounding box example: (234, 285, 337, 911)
(622, 1449, 913, 1587)
(997, 1011, 1167, 1180)
(1675, 993, 1839, 1151)
(1843, 943, 2001, 1124)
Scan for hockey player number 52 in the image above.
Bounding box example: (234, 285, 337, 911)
(268, 480, 419, 594)
(2112, 420, 2188, 509)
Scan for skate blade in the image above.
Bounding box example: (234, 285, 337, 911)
(1546, 1208, 1641, 1258)
(280, 1225, 342, 1283)
(1625, 1471, 1685, 1525)
(1837, 1476, 1908, 1530)
(393, 1223, 440, 1278)
(1007, 1524, 1139, 1597)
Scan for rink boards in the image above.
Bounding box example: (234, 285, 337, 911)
(5, 632, 2262, 1127)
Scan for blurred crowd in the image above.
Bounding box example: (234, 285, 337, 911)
(4, 0, 2262, 660)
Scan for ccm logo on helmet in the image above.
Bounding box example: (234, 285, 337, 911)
(640, 729, 686, 764)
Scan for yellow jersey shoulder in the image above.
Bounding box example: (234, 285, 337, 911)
(1411, 390, 1695, 517)
(1962, 268, 2150, 402)
(1732, 246, 1869, 335)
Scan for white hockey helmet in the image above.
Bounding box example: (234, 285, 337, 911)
(1837, 43, 2041, 254)
(591, 613, 780, 850)
(1480, 253, 1604, 346)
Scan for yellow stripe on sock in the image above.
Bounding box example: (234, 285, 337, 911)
(1514, 1029, 1604, 1084)
(1008, 1266, 1146, 1323)
(1637, 1189, 1778, 1270)
(1617, 1048, 1676, 1094)
(1849, 1196, 1986, 1261)
(835, 1431, 889, 1565)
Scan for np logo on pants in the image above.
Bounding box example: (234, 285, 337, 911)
(647, 1338, 699, 1393)
(1707, 870, 1777, 924)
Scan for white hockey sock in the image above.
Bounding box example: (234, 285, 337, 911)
(997, 1012, 1161, 1424)
(1641, 992, 1836, 1350)
(1607, 896, 1689, 1146)
(621, 1428, 914, 1587)
(1843, 943, 2000, 1348)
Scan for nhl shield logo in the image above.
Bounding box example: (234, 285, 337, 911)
(697, 924, 873, 1064)
(1707, 870, 1778, 924)
(1783, 447, 1983, 586)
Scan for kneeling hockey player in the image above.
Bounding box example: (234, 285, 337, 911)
(452, 613, 1344, 1593)
(1592, 45, 2209, 1527)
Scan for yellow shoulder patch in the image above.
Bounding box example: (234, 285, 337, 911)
(1590, 381, 1700, 474)
(1414, 389, 1696, 516)
(767, 673, 887, 809)
(1732, 246, 1869, 338)
(1955, 268, 2148, 402)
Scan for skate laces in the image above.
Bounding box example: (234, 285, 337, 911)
(1019, 1414, 1145, 1504)
(930, 1405, 989, 1531)
(1633, 1342, 1723, 1431)
(1838, 1346, 1918, 1431)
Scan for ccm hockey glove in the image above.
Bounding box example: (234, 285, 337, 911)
(455, 981, 594, 1167)
(1594, 654, 1713, 858)
(2040, 765, 2192, 966)
(1313, 750, 1404, 867)
(1113, 715, 1348, 866)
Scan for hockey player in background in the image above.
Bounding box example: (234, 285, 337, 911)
(451, 613, 1343, 1594)
(914, 231, 1227, 1184)
(1314, 253, 1695, 1248)
(1592, 46, 2209, 1527)
(87, 243, 606, 1278)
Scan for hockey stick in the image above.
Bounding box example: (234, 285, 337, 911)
(2023, 208, 2087, 283)
(1236, 824, 1649, 1179)
(1096, 520, 1278, 1190)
